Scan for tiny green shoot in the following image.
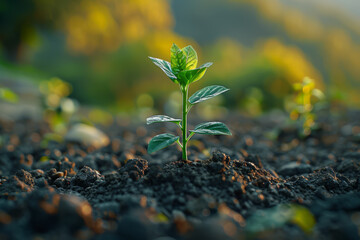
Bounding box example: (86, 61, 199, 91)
(147, 43, 231, 161)
(290, 77, 325, 137)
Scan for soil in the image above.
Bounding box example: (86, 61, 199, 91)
(0, 111, 360, 240)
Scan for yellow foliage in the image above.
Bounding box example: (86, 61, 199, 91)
(325, 29, 360, 78)
(238, 0, 324, 41)
(88, 109, 113, 126)
(39, 77, 72, 108)
(62, 0, 174, 54)
(235, 0, 360, 106)
(205, 38, 243, 78)
(261, 39, 323, 87)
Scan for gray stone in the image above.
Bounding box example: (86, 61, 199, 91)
(72, 166, 103, 188)
(65, 123, 109, 149)
(278, 162, 312, 177)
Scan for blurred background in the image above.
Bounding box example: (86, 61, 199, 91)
(1, 0, 360, 123)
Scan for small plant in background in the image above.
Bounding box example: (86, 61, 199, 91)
(39, 77, 78, 144)
(0, 87, 18, 103)
(287, 77, 325, 137)
(147, 43, 231, 161)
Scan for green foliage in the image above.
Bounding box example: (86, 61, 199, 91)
(170, 44, 186, 74)
(0, 87, 18, 103)
(190, 122, 231, 135)
(188, 85, 229, 104)
(39, 77, 77, 135)
(146, 115, 181, 125)
(148, 57, 177, 82)
(182, 45, 198, 70)
(178, 62, 213, 85)
(147, 43, 231, 160)
(148, 133, 180, 154)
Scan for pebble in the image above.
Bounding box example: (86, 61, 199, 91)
(72, 166, 103, 188)
(65, 123, 110, 149)
(278, 162, 312, 177)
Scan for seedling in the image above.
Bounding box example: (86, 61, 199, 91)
(147, 43, 231, 160)
(289, 77, 324, 137)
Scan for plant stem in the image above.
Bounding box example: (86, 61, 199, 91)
(181, 86, 188, 161)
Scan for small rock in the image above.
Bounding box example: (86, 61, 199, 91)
(211, 151, 231, 166)
(245, 154, 263, 168)
(341, 124, 353, 136)
(119, 158, 148, 181)
(54, 177, 65, 188)
(278, 162, 312, 177)
(65, 123, 110, 149)
(72, 166, 103, 188)
(208, 162, 225, 173)
(336, 159, 360, 173)
(33, 160, 57, 172)
(16, 169, 34, 187)
(30, 169, 45, 178)
(172, 210, 186, 220)
(104, 171, 120, 182)
(51, 171, 64, 180)
(34, 177, 48, 187)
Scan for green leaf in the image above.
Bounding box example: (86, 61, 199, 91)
(170, 43, 186, 74)
(189, 85, 229, 104)
(0, 88, 18, 103)
(190, 122, 231, 135)
(178, 62, 213, 85)
(311, 89, 325, 100)
(146, 115, 181, 125)
(148, 57, 178, 83)
(182, 45, 198, 70)
(148, 133, 180, 154)
(246, 204, 315, 234)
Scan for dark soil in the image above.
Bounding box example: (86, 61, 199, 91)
(0, 111, 360, 240)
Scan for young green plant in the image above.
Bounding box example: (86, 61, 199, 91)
(289, 77, 325, 137)
(147, 43, 231, 161)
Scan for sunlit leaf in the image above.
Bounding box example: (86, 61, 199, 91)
(153, 213, 169, 223)
(182, 45, 198, 70)
(311, 89, 325, 100)
(303, 77, 314, 86)
(291, 205, 316, 234)
(190, 122, 231, 135)
(170, 43, 186, 74)
(246, 204, 315, 234)
(0, 88, 18, 103)
(148, 133, 179, 154)
(293, 83, 302, 91)
(148, 57, 177, 82)
(189, 85, 229, 104)
(178, 62, 213, 85)
(146, 115, 181, 125)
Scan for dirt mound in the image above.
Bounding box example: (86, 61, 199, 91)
(0, 113, 360, 239)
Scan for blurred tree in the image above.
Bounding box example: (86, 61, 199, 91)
(0, 0, 174, 60)
(201, 38, 322, 112)
(0, 0, 52, 61)
(62, 0, 174, 54)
